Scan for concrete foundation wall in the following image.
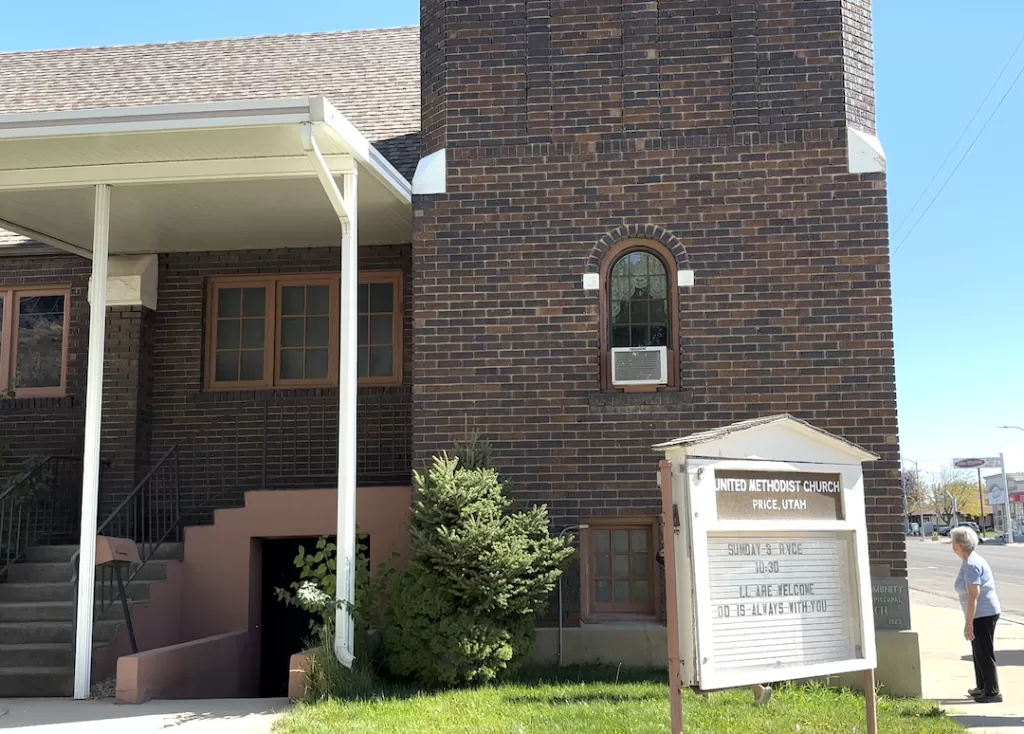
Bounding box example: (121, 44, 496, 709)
(92, 559, 186, 686)
(179, 487, 412, 644)
(116, 630, 254, 703)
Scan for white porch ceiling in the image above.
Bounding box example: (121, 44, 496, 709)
(0, 98, 412, 254)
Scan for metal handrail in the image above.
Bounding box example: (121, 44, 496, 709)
(1, 456, 82, 577)
(81, 409, 264, 623)
(96, 444, 179, 536)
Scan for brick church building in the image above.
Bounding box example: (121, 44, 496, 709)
(0, 0, 912, 700)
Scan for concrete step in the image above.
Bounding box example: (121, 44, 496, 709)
(0, 601, 74, 623)
(0, 666, 73, 697)
(6, 559, 173, 584)
(0, 578, 156, 603)
(0, 642, 74, 668)
(24, 542, 184, 564)
(0, 620, 119, 645)
(0, 582, 73, 603)
(22, 545, 78, 563)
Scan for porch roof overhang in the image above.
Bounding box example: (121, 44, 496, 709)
(0, 97, 412, 257)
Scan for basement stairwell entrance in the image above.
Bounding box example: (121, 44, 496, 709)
(258, 534, 371, 698)
(0, 397, 409, 698)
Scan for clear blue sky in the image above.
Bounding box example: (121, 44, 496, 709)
(3, 1, 1022, 476)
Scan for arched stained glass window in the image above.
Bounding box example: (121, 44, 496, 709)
(609, 250, 670, 349)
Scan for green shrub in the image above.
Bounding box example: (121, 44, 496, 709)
(381, 443, 575, 686)
(277, 433, 574, 690)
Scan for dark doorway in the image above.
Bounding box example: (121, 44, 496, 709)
(259, 537, 330, 698)
(258, 534, 370, 698)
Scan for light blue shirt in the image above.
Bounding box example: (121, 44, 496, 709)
(955, 553, 1001, 619)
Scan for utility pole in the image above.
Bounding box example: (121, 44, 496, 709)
(1000, 453, 1012, 543)
(998, 426, 1023, 543)
(945, 490, 959, 529)
(900, 462, 910, 534)
(901, 459, 920, 533)
(977, 466, 986, 531)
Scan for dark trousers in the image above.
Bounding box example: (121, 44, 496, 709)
(971, 614, 1000, 695)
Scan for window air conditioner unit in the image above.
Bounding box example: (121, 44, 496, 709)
(611, 346, 668, 386)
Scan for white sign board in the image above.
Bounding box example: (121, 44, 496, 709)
(987, 481, 1007, 506)
(954, 457, 1003, 470)
(657, 416, 877, 692)
(707, 532, 861, 675)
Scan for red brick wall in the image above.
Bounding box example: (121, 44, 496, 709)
(150, 246, 413, 510)
(842, 0, 876, 134)
(414, 0, 904, 583)
(0, 254, 88, 477)
(423, 0, 875, 147)
(0, 246, 413, 520)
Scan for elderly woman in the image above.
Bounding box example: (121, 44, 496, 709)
(951, 525, 1002, 703)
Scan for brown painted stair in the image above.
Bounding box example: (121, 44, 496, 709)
(0, 543, 182, 697)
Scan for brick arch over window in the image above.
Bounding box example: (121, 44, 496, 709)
(587, 225, 689, 273)
(599, 239, 680, 391)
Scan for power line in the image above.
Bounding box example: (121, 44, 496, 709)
(891, 31, 1024, 241)
(891, 60, 1024, 257)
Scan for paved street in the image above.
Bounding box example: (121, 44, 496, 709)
(908, 539, 1024, 619)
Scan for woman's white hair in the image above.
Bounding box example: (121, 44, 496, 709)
(950, 526, 979, 553)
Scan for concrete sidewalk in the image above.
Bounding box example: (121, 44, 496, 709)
(0, 697, 289, 733)
(914, 590, 1024, 733)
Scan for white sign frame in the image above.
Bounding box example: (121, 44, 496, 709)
(954, 457, 1003, 470)
(674, 456, 876, 691)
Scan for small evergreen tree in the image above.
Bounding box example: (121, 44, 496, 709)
(382, 439, 574, 686)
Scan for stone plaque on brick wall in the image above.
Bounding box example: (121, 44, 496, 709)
(871, 578, 911, 631)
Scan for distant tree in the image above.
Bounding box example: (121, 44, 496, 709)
(903, 468, 926, 515)
(928, 467, 985, 522)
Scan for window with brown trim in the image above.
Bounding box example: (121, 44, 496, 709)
(599, 240, 680, 391)
(205, 272, 403, 390)
(580, 517, 660, 621)
(0, 286, 71, 398)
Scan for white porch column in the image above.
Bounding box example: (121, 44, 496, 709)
(335, 167, 358, 667)
(73, 184, 110, 699)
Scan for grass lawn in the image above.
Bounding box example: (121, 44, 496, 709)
(275, 667, 963, 734)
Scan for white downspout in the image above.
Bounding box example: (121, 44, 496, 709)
(301, 123, 358, 668)
(73, 184, 111, 699)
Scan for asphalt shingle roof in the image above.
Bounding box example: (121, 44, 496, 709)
(0, 27, 422, 253)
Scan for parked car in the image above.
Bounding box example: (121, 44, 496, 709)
(939, 522, 984, 542)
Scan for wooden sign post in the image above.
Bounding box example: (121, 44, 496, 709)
(655, 415, 880, 734)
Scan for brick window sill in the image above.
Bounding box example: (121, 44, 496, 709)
(588, 389, 693, 414)
(192, 384, 409, 404)
(0, 396, 77, 412)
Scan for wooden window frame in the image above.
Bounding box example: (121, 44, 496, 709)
(0, 285, 72, 398)
(273, 277, 340, 389)
(357, 270, 404, 388)
(580, 515, 661, 623)
(204, 271, 403, 391)
(599, 239, 680, 392)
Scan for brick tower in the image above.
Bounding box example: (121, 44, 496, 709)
(412, 0, 901, 650)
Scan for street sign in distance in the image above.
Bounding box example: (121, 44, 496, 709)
(954, 457, 1003, 469)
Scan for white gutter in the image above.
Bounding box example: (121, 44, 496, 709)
(311, 98, 412, 204)
(0, 217, 92, 258)
(0, 97, 412, 206)
(0, 98, 315, 139)
(301, 123, 358, 669)
(73, 184, 110, 698)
